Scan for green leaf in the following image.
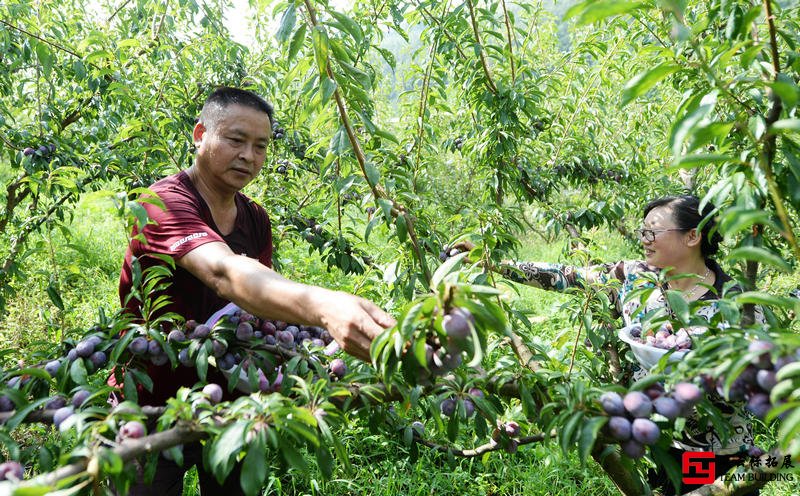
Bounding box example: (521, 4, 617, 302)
(319, 77, 337, 105)
(727, 247, 791, 273)
(431, 252, 467, 288)
(6, 397, 49, 430)
(210, 421, 248, 484)
(560, 411, 583, 455)
(329, 127, 350, 156)
(778, 406, 800, 451)
(364, 162, 380, 186)
(69, 358, 88, 385)
(46, 282, 64, 311)
(287, 23, 307, 62)
(327, 10, 363, 44)
(11, 486, 55, 496)
(395, 214, 408, 243)
(240, 431, 267, 496)
(735, 291, 799, 310)
(564, 1, 647, 26)
(311, 26, 330, 76)
(672, 153, 734, 169)
(770, 118, 800, 134)
(578, 416, 607, 466)
(315, 445, 335, 480)
(621, 63, 680, 106)
(665, 290, 690, 323)
(280, 443, 308, 472)
(670, 92, 718, 157)
(276, 3, 297, 43)
(123, 370, 138, 403)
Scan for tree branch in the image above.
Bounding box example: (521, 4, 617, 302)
(465, 0, 498, 94)
(414, 432, 548, 458)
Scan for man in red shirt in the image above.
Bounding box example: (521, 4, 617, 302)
(118, 87, 395, 494)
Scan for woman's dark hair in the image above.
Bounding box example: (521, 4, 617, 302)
(643, 195, 722, 257)
(199, 86, 274, 130)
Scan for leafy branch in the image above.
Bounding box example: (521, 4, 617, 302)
(301, 0, 432, 284)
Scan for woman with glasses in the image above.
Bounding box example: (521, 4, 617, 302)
(493, 195, 729, 325)
(455, 194, 758, 496)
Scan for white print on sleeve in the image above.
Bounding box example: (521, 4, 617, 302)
(169, 232, 208, 251)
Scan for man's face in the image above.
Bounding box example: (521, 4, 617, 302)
(193, 104, 272, 194)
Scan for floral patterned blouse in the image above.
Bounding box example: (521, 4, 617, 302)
(500, 258, 754, 455)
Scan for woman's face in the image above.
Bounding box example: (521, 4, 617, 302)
(640, 205, 696, 269)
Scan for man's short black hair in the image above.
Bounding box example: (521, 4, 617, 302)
(199, 87, 274, 130)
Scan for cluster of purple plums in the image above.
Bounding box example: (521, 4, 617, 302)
(599, 382, 703, 459)
(423, 306, 475, 376)
(629, 322, 693, 351)
(709, 340, 800, 421)
(22, 144, 56, 157)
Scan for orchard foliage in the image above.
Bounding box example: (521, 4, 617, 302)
(1, 0, 800, 495)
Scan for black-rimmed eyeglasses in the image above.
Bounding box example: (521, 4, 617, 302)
(635, 228, 687, 242)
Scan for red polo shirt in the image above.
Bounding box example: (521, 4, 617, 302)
(117, 170, 272, 404)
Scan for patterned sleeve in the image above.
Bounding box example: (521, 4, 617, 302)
(498, 261, 627, 291)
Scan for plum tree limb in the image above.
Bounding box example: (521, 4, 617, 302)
(413, 432, 549, 458)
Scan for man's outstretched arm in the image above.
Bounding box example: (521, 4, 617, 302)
(179, 241, 395, 361)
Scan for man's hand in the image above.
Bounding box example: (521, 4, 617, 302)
(313, 290, 396, 362)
